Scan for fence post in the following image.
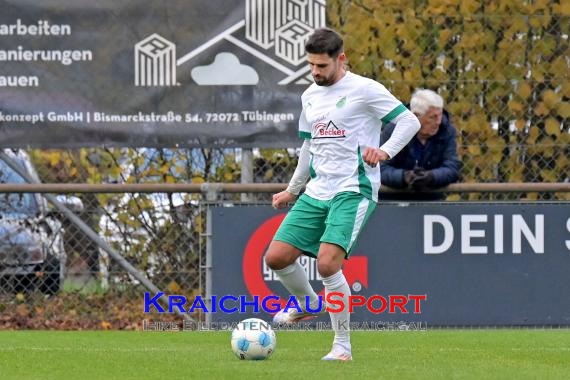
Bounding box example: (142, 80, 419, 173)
(241, 148, 254, 202)
(201, 185, 220, 325)
(204, 205, 213, 325)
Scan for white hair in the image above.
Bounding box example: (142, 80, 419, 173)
(410, 89, 444, 116)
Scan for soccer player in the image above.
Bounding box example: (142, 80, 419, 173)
(265, 28, 421, 361)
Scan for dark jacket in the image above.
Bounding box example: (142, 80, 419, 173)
(380, 110, 462, 201)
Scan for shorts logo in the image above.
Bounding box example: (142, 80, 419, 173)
(313, 120, 346, 139)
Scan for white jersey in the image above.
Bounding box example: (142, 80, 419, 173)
(299, 72, 408, 202)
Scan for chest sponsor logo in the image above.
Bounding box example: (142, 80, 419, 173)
(313, 120, 346, 139)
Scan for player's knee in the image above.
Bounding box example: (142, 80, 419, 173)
(317, 258, 340, 278)
(264, 250, 281, 270)
(264, 246, 291, 270)
(265, 241, 301, 270)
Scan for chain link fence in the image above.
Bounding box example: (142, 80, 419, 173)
(330, 4, 569, 198)
(0, 189, 206, 328)
(25, 145, 570, 201)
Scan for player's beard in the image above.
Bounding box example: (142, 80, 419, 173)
(314, 74, 334, 86)
(313, 62, 339, 86)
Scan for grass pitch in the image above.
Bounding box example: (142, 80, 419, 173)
(1, 329, 569, 379)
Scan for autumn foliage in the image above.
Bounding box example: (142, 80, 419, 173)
(329, 0, 568, 199)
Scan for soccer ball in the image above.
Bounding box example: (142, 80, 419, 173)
(231, 318, 276, 360)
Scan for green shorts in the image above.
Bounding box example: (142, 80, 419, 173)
(273, 191, 376, 258)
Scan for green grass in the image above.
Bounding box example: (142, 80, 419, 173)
(1, 330, 569, 379)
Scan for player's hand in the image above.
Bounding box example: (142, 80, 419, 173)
(272, 190, 297, 209)
(362, 147, 389, 167)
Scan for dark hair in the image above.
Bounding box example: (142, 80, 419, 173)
(305, 28, 344, 58)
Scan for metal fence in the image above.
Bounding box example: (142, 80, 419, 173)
(21, 146, 570, 202)
(0, 191, 205, 328)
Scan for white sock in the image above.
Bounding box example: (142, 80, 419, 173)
(322, 270, 351, 352)
(274, 261, 319, 310)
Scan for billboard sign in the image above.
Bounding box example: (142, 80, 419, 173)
(212, 203, 570, 325)
(0, 0, 326, 148)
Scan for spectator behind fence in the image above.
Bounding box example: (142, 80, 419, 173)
(380, 89, 462, 201)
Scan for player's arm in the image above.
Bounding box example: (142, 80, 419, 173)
(362, 110, 420, 166)
(378, 111, 420, 159)
(272, 139, 311, 209)
(361, 82, 420, 166)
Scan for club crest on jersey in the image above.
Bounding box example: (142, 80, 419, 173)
(313, 121, 346, 139)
